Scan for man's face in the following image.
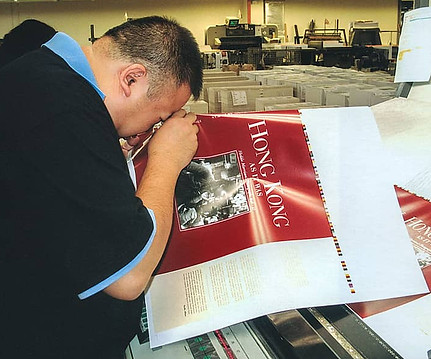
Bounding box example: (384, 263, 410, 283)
(116, 82, 191, 138)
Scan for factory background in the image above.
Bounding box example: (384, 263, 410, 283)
(0, 0, 401, 49)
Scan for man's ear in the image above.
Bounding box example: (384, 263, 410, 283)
(120, 64, 147, 97)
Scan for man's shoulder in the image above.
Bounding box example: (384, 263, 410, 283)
(4, 48, 101, 108)
(0, 48, 108, 140)
(4, 47, 91, 92)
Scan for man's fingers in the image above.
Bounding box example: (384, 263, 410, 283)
(169, 108, 187, 119)
(120, 135, 141, 159)
(125, 135, 141, 147)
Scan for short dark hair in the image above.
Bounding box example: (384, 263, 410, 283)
(0, 19, 56, 68)
(103, 16, 202, 100)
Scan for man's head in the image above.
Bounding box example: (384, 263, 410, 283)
(103, 16, 202, 101)
(93, 16, 202, 137)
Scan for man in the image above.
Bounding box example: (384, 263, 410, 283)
(0, 16, 202, 358)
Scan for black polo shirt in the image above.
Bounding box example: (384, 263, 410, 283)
(0, 36, 155, 358)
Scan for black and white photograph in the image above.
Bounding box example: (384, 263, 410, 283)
(175, 152, 249, 230)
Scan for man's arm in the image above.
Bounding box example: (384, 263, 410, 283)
(104, 111, 198, 300)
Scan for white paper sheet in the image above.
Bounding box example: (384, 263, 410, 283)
(146, 238, 348, 346)
(351, 97, 431, 359)
(372, 97, 431, 200)
(301, 107, 426, 297)
(395, 7, 431, 83)
(145, 107, 428, 348)
(364, 294, 431, 359)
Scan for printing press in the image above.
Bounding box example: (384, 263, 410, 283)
(126, 304, 403, 359)
(205, 18, 279, 51)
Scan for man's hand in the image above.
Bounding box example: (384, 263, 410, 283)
(120, 135, 141, 160)
(147, 110, 199, 174)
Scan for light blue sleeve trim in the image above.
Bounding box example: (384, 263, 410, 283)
(78, 208, 156, 300)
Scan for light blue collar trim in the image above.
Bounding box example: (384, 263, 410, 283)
(43, 32, 105, 100)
